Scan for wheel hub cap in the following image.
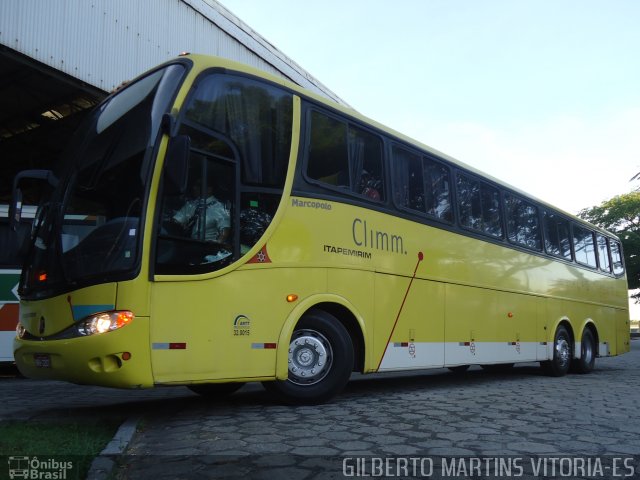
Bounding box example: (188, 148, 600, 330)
(288, 330, 333, 385)
(556, 338, 570, 367)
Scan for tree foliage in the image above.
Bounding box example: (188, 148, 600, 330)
(578, 191, 640, 290)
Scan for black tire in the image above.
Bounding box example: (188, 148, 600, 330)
(480, 363, 514, 373)
(188, 382, 245, 398)
(263, 309, 354, 405)
(448, 365, 470, 373)
(542, 325, 572, 376)
(571, 328, 596, 374)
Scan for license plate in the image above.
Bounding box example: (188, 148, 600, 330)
(34, 354, 51, 368)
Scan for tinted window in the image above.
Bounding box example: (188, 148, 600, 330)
(307, 111, 384, 201)
(394, 149, 452, 223)
(424, 158, 453, 222)
(611, 241, 624, 275)
(543, 210, 572, 259)
(393, 147, 423, 211)
(596, 235, 611, 273)
(185, 75, 292, 188)
(457, 173, 502, 237)
(240, 192, 279, 255)
(157, 151, 235, 274)
(156, 74, 291, 275)
(350, 127, 384, 201)
(307, 113, 348, 186)
(573, 225, 597, 268)
(504, 194, 541, 250)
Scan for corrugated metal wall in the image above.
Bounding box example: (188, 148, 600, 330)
(0, 0, 344, 103)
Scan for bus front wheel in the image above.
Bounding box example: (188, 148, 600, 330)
(264, 309, 354, 405)
(542, 325, 572, 377)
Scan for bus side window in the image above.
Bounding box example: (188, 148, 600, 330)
(184, 74, 293, 189)
(596, 234, 612, 273)
(349, 127, 384, 201)
(306, 111, 384, 201)
(423, 158, 452, 223)
(573, 225, 597, 268)
(457, 173, 502, 237)
(240, 192, 279, 255)
(393, 150, 453, 222)
(307, 112, 349, 187)
(610, 240, 624, 275)
(505, 194, 542, 251)
(542, 210, 572, 260)
(393, 146, 424, 211)
(157, 152, 235, 274)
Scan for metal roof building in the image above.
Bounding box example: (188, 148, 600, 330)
(0, 0, 344, 200)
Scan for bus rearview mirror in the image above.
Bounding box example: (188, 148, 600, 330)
(9, 169, 58, 231)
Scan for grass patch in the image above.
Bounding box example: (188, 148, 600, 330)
(0, 417, 123, 479)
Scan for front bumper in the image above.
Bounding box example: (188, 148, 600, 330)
(13, 316, 153, 388)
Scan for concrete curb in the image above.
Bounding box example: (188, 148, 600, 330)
(86, 415, 141, 480)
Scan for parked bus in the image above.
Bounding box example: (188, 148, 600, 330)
(0, 264, 21, 363)
(0, 205, 36, 364)
(12, 55, 630, 403)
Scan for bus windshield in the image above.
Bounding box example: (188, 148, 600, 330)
(20, 64, 186, 298)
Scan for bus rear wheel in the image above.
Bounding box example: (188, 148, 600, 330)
(571, 328, 596, 374)
(542, 325, 572, 377)
(263, 309, 354, 405)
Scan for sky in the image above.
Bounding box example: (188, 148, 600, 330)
(221, 0, 640, 216)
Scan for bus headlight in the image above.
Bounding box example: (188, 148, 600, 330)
(77, 311, 134, 336)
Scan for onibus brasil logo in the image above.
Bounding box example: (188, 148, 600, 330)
(7, 456, 73, 479)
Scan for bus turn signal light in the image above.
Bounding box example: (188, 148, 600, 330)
(286, 294, 298, 303)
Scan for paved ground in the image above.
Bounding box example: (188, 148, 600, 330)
(2, 341, 640, 479)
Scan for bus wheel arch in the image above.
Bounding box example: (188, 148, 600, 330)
(312, 302, 365, 374)
(265, 307, 355, 404)
(275, 297, 366, 379)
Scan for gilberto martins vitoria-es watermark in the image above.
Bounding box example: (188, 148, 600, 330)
(342, 456, 637, 478)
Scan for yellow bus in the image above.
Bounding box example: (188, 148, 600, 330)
(12, 54, 630, 404)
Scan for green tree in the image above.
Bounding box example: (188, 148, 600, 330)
(578, 191, 640, 292)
